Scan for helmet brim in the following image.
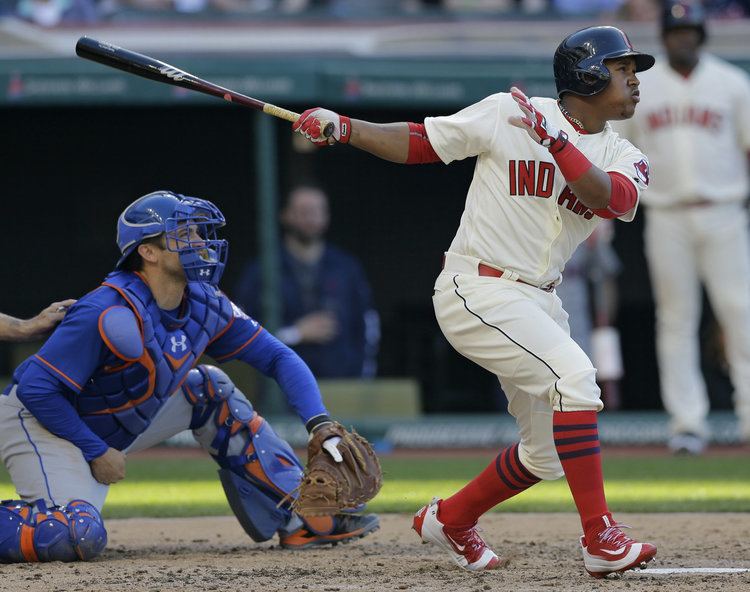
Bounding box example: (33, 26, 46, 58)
(605, 51, 656, 73)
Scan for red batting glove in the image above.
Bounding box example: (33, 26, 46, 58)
(292, 107, 352, 145)
(507, 87, 568, 154)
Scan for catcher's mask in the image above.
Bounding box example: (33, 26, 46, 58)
(115, 190, 228, 286)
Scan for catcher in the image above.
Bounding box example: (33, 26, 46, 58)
(0, 190, 381, 563)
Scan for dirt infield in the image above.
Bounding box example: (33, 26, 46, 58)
(2, 513, 748, 592)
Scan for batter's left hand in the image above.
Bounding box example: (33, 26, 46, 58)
(507, 87, 566, 152)
(293, 107, 351, 146)
(20, 299, 76, 341)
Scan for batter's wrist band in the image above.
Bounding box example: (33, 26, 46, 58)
(405, 122, 442, 164)
(550, 136, 592, 182)
(306, 414, 333, 433)
(339, 116, 352, 144)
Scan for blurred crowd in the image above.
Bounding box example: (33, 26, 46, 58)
(1, 0, 748, 28)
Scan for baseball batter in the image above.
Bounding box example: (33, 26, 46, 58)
(0, 191, 378, 563)
(613, 1, 750, 454)
(293, 26, 656, 578)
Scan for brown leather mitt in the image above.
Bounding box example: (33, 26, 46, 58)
(292, 422, 383, 516)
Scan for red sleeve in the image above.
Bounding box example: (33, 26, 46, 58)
(405, 122, 442, 164)
(592, 172, 638, 219)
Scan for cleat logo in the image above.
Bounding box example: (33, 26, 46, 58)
(444, 533, 465, 552)
(600, 547, 628, 556)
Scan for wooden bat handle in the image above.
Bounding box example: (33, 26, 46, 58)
(263, 103, 335, 139)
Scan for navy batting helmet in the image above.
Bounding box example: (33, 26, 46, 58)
(554, 26, 655, 98)
(662, 0, 706, 43)
(115, 190, 228, 285)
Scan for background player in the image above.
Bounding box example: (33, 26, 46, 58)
(0, 301, 76, 342)
(0, 190, 377, 563)
(292, 26, 656, 578)
(614, 0, 750, 454)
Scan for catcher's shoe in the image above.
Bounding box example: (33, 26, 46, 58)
(412, 498, 504, 571)
(581, 514, 657, 578)
(279, 514, 379, 550)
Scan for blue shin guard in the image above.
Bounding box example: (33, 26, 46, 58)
(0, 499, 106, 563)
(183, 365, 305, 542)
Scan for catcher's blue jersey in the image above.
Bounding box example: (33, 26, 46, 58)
(6, 272, 327, 460)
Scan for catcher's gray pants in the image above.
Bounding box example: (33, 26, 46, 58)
(0, 386, 251, 511)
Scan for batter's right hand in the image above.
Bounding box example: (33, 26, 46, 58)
(90, 447, 127, 485)
(293, 107, 351, 145)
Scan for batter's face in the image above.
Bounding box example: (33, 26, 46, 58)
(663, 27, 702, 69)
(595, 57, 640, 121)
(281, 188, 330, 244)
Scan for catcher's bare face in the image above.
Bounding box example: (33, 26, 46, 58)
(597, 57, 640, 121)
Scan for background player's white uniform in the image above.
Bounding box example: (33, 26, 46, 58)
(425, 93, 649, 479)
(615, 54, 750, 444)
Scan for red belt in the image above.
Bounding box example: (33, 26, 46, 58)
(682, 199, 714, 208)
(442, 257, 555, 292)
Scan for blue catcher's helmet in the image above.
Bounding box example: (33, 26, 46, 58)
(115, 190, 228, 286)
(553, 26, 655, 98)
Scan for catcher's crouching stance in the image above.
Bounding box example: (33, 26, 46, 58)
(0, 191, 381, 563)
(184, 365, 382, 546)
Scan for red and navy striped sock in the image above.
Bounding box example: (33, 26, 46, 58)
(437, 442, 540, 528)
(553, 410, 609, 532)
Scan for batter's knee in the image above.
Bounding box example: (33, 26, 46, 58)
(550, 368, 603, 412)
(0, 499, 107, 563)
(517, 441, 564, 481)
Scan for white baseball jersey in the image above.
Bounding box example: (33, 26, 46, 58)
(614, 54, 750, 206)
(425, 93, 649, 287)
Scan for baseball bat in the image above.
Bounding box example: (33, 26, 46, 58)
(75, 37, 334, 137)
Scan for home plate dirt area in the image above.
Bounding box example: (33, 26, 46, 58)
(1, 513, 748, 592)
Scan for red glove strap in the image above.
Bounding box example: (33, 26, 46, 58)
(592, 172, 638, 219)
(339, 116, 352, 144)
(551, 139, 592, 182)
(406, 122, 441, 164)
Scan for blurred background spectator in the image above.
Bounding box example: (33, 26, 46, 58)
(233, 186, 379, 379)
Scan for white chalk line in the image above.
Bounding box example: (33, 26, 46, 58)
(630, 567, 749, 575)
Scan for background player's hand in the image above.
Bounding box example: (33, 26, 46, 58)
(293, 108, 351, 145)
(296, 310, 339, 344)
(507, 87, 566, 151)
(19, 299, 76, 341)
(90, 447, 127, 485)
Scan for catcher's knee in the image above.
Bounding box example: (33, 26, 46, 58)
(182, 364, 304, 541)
(0, 499, 107, 563)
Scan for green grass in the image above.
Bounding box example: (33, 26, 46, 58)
(1, 454, 748, 518)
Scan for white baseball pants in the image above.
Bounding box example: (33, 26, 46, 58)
(433, 252, 603, 481)
(644, 202, 750, 440)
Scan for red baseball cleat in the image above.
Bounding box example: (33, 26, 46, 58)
(581, 514, 657, 578)
(412, 498, 505, 571)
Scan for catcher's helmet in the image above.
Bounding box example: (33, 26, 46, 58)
(662, 0, 706, 43)
(115, 190, 228, 285)
(554, 26, 655, 98)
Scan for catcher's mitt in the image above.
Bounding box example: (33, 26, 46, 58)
(291, 422, 382, 516)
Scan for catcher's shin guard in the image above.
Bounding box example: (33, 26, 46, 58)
(183, 365, 305, 541)
(0, 499, 107, 563)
